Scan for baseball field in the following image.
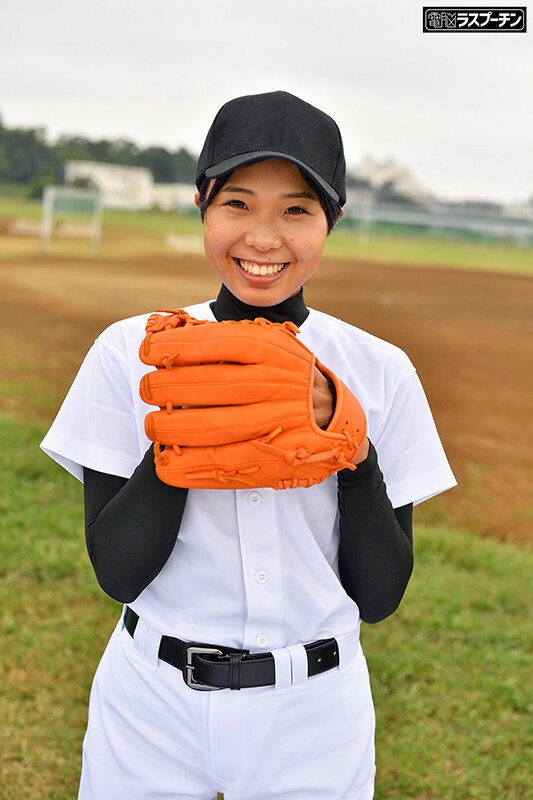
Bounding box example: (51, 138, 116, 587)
(1, 204, 532, 798)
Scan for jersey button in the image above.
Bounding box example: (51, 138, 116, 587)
(255, 569, 269, 584)
(248, 491, 262, 506)
(256, 633, 269, 648)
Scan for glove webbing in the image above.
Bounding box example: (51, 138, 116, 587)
(142, 309, 205, 358)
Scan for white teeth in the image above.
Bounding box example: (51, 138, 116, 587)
(238, 259, 286, 276)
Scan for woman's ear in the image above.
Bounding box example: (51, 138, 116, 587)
(194, 192, 201, 210)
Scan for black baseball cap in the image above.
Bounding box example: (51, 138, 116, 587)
(196, 91, 346, 206)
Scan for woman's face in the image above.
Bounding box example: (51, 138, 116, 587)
(196, 158, 331, 307)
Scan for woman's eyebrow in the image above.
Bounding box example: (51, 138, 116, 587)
(221, 185, 254, 194)
(221, 186, 317, 201)
(281, 191, 317, 201)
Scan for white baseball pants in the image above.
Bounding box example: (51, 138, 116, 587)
(77, 615, 375, 800)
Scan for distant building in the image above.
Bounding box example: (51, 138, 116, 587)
(440, 199, 504, 215)
(64, 160, 198, 212)
(505, 199, 533, 221)
(352, 156, 432, 204)
(64, 160, 153, 210)
(151, 183, 196, 211)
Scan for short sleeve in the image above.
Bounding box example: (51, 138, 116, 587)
(374, 371, 457, 508)
(40, 339, 143, 482)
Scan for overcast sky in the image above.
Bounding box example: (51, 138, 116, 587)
(1, 0, 532, 203)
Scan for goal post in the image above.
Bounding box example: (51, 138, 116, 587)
(41, 186, 102, 252)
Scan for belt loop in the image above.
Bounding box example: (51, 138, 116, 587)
(272, 647, 292, 694)
(131, 616, 160, 672)
(336, 630, 360, 671)
(228, 653, 242, 690)
(286, 643, 308, 689)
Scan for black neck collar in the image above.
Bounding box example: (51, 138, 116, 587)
(210, 283, 309, 327)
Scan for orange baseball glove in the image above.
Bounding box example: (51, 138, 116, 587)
(139, 309, 367, 490)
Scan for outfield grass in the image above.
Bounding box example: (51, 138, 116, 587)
(1, 193, 532, 275)
(1, 415, 531, 799)
(324, 228, 533, 275)
(0, 195, 43, 219)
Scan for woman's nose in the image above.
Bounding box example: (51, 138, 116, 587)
(243, 219, 282, 252)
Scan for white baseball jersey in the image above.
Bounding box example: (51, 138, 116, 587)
(41, 300, 456, 653)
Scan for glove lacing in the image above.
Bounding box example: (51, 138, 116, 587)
(254, 426, 358, 473)
(154, 442, 261, 486)
(153, 424, 357, 488)
(143, 309, 207, 357)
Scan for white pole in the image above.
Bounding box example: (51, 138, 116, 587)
(358, 192, 375, 244)
(41, 186, 54, 252)
(91, 191, 102, 252)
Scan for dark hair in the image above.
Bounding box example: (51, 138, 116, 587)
(197, 165, 342, 234)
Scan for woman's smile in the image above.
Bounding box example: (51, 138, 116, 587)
(234, 257, 288, 282)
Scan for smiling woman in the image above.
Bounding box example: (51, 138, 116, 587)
(40, 90, 456, 800)
(196, 159, 333, 306)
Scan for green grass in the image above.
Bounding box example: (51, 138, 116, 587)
(361, 530, 532, 799)
(103, 205, 202, 233)
(1, 192, 532, 275)
(324, 227, 533, 275)
(0, 193, 202, 234)
(0, 194, 43, 219)
(0, 416, 118, 798)
(1, 415, 531, 799)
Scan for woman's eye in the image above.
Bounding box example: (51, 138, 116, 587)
(285, 206, 309, 215)
(224, 199, 247, 209)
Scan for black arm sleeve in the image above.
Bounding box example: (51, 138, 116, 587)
(337, 441, 414, 624)
(83, 445, 188, 604)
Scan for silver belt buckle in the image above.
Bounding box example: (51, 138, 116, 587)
(184, 645, 224, 690)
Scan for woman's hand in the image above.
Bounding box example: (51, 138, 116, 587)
(313, 366, 335, 429)
(313, 366, 369, 465)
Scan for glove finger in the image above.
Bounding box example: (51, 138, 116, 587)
(140, 364, 309, 407)
(154, 443, 273, 489)
(140, 321, 311, 370)
(145, 401, 309, 446)
(153, 432, 363, 491)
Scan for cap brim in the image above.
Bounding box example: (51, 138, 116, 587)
(204, 151, 340, 204)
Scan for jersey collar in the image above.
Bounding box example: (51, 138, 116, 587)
(210, 283, 309, 327)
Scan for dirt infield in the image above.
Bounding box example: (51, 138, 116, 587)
(2, 251, 532, 545)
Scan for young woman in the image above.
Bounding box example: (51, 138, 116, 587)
(41, 91, 456, 800)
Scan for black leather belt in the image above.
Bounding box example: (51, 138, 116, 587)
(124, 607, 340, 691)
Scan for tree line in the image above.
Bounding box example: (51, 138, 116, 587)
(0, 113, 198, 195)
(0, 112, 383, 201)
